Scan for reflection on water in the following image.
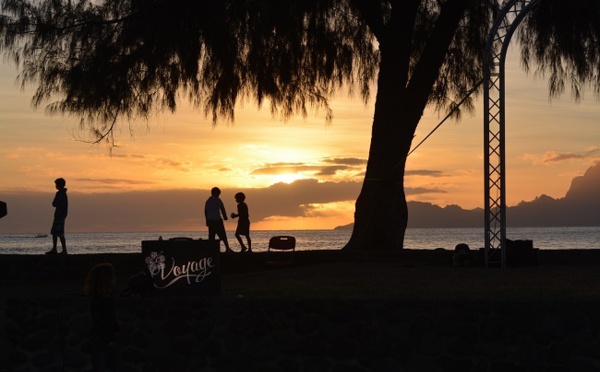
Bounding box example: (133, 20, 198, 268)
(0, 226, 598, 255)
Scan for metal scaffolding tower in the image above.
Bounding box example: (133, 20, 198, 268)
(483, 0, 541, 268)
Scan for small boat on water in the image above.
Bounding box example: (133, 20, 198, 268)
(34, 233, 48, 238)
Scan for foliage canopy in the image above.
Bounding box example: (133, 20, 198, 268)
(1, 0, 598, 141)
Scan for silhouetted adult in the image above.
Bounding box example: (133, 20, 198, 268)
(46, 178, 68, 255)
(231, 192, 251, 253)
(204, 187, 233, 253)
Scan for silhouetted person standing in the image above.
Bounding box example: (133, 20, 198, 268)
(205, 187, 233, 253)
(231, 192, 251, 252)
(47, 178, 68, 255)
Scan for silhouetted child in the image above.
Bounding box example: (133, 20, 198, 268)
(231, 192, 252, 253)
(84, 263, 120, 371)
(204, 187, 233, 253)
(46, 177, 68, 254)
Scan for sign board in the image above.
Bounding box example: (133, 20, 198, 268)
(141, 238, 220, 295)
(0, 201, 6, 219)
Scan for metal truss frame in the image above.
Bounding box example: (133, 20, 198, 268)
(483, 0, 541, 268)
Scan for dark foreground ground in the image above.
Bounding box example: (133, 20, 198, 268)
(2, 248, 600, 301)
(2, 249, 600, 370)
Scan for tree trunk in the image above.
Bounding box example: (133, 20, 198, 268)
(344, 49, 421, 251)
(344, 0, 470, 251)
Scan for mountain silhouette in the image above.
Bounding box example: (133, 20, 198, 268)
(336, 163, 600, 229)
(404, 202, 482, 228)
(509, 163, 600, 227)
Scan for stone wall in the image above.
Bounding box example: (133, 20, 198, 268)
(6, 296, 600, 372)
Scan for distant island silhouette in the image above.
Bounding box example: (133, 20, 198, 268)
(336, 162, 600, 229)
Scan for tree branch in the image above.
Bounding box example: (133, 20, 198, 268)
(349, 0, 385, 40)
(406, 0, 468, 123)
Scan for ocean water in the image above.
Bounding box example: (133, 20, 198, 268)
(1, 226, 598, 255)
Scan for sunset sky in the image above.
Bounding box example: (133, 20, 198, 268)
(1, 47, 599, 233)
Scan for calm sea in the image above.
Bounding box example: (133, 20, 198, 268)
(1, 226, 599, 255)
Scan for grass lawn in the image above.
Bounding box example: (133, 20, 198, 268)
(219, 250, 600, 302)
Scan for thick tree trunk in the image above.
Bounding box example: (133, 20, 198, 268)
(344, 50, 420, 251)
(344, 0, 469, 251)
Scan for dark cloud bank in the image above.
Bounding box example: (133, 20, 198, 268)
(1, 164, 598, 233)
